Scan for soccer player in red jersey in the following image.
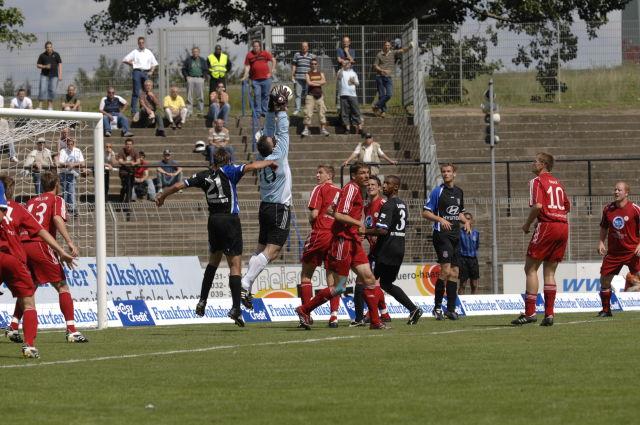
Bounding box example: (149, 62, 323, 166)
(298, 165, 341, 327)
(3, 173, 87, 343)
(596, 181, 640, 316)
(0, 179, 74, 358)
(512, 152, 570, 327)
(296, 163, 385, 329)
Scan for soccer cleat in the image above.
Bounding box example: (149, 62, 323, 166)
(5, 327, 23, 344)
(295, 306, 311, 330)
(21, 345, 40, 359)
(381, 313, 392, 322)
(407, 307, 424, 325)
(369, 322, 389, 330)
(195, 300, 207, 317)
(596, 310, 613, 318)
(240, 289, 254, 310)
(432, 307, 445, 321)
(511, 313, 537, 325)
(349, 320, 366, 327)
(540, 316, 554, 327)
(227, 308, 245, 327)
(328, 321, 338, 328)
(444, 310, 459, 321)
(66, 331, 89, 343)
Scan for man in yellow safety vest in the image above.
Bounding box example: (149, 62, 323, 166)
(207, 45, 232, 96)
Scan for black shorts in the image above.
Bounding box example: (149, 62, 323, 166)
(258, 202, 291, 247)
(208, 214, 243, 256)
(432, 231, 460, 266)
(459, 256, 480, 282)
(374, 262, 401, 285)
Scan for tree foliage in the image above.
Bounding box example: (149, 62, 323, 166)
(0, 0, 36, 50)
(74, 55, 130, 95)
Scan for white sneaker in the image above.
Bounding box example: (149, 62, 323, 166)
(21, 345, 40, 359)
(132, 112, 140, 123)
(321, 128, 330, 137)
(301, 128, 310, 137)
(9, 156, 18, 163)
(66, 330, 89, 343)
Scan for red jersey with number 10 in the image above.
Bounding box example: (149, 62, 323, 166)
(600, 201, 640, 256)
(25, 193, 67, 240)
(308, 182, 340, 232)
(332, 180, 364, 240)
(529, 172, 570, 223)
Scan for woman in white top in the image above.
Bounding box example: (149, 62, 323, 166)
(57, 138, 85, 214)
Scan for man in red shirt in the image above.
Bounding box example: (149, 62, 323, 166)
(0, 178, 74, 358)
(3, 173, 87, 343)
(296, 163, 385, 329)
(241, 40, 276, 122)
(597, 181, 640, 316)
(298, 165, 340, 326)
(512, 152, 570, 327)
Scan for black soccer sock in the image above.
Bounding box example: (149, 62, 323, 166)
(199, 264, 217, 301)
(381, 281, 416, 312)
(353, 284, 365, 322)
(229, 275, 242, 310)
(434, 279, 445, 308)
(446, 280, 458, 311)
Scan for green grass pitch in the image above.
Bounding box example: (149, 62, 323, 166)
(1, 313, 637, 425)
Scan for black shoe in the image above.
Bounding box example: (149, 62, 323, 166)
(596, 309, 613, 318)
(240, 289, 253, 310)
(155, 130, 166, 137)
(407, 307, 423, 325)
(511, 313, 537, 325)
(444, 310, 459, 320)
(328, 321, 338, 328)
(227, 308, 245, 327)
(432, 307, 445, 321)
(540, 316, 554, 326)
(349, 320, 366, 327)
(195, 299, 206, 317)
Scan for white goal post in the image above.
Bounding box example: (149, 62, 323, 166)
(0, 107, 108, 329)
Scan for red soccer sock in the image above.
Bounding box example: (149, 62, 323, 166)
(22, 308, 38, 347)
(364, 287, 381, 326)
(302, 287, 333, 314)
(329, 295, 340, 320)
(525, 292, 537, 317)
(59, 292, 77, 333)
(11, 302, 23, 331)
(600, 289, 612, 312)
(300, 279, 313, 305)
(543, 285, 556, 317)
(375, 287, 387, 311)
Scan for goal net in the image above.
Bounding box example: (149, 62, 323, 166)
(0, 108, 108, 329)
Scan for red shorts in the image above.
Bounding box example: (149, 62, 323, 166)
(300, 230, 332, 267)
(527, 221, 568, 262)
(24, 241, 65, 285)
(327, 237, 369, 276)
(0, 252, 36, 298)
(600, 252, 640, 277)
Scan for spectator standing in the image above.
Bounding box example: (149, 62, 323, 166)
(208, 119, 234, 161)
(24, 137, 54, 194)
(302, 58, 329, 137)
(207, 82, 230, 125)
(117, 138, 140, 203)
(7, 88, 32, 161)
(122, 36, 158, 122)
(0, 94, 10, 161)
(458, 212, 480, 295)
(342, 133, 397, 176)
(99, 87, 134, 137)
(163, 86, 188, 130)
(291, 41, 315, 116)
(132, 151, 156, 201)
(182, 47, 208, 116)
(139, 80, 166, 137)
(36, 41, 62, 110)
(372, 40, 412, 118)
(57, 138, 85, 214)
(207, 45, 232, 95)
(336, 36, 357, 112)
(157, 149, 183, 191)
(104, 142, 118, 200)
(336, 61, 362, 134)
(61, 84, 81, 111)
(242, 40, 276, 121)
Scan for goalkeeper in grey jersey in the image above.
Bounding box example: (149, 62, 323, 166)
(241, 85, 293, 308)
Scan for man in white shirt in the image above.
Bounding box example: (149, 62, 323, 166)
(336, 61, 362, 133)
(342, 133, 397, 176)
(57, 138, 85, 215)
(6, 88, 32, 162)
(122, 36, 158, 121)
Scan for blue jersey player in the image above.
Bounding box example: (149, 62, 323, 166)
(155, 147, 277, 326)
(241, 85, 293, 308)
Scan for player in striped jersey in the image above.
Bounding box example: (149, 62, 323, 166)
(156, 148, 277, 326)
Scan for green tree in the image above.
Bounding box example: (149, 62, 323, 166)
(0, 0, 36, 49)
(2, 76, 15, 96)
(74, 55, 130, 95)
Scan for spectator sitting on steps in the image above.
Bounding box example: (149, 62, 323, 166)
(139, 79, 166, 137)
(208, 118, 234, 161)
(342, 133, 397, 176)
(157, 149, 183, 192)
(61, 84, 81, 111)
(163, 86, 188, 130)
(99, 87, 134, 138)
(207, 82, 230, 126)
(132, 151, 156, 201)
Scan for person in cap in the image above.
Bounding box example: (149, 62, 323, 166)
(156, 149, 183, 192)
(342, 133, 397, 176)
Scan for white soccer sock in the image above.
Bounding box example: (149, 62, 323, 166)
(242, 253, 269, 292)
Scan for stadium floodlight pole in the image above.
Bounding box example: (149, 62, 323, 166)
(0, 108, 108, 329)
(488, 81, 499, 293)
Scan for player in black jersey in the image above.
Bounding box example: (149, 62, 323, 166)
(156, 147, 277, 326)
(422, 163, 471, 321)
(364, 175, 423, 325)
